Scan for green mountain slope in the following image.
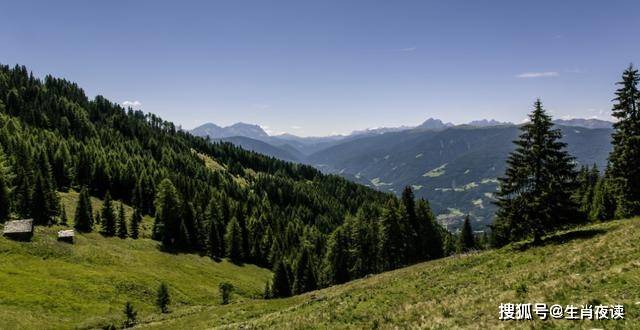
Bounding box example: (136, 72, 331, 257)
(143, 218, 640, 329)
(308, 125, 613, 230)
(0, 197, 272, 329)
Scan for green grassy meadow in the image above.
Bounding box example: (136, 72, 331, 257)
(144, 218, 640, 329)
(0, 192, 272, 329)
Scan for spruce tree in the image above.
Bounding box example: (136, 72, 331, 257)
(400, 186, 420, 263)
(270, 260, 291, 298)
(117, 202, 128, 239)
(224, 217, 244, 263)
(31, 174, 52, 225)
(59, 204, 68, 226)
(129, 208, 142, 239)
(0, 147, 13, 223)
(607, 64, 640, 218)
(378, 199, 405, 271)
(292, 248, 317, 295)
(589, 177, 616, 221)
(153, 179, 181, 248)
(207, 198, 223, 258)
(74, 187, 93, 232)
(101, 191, 116, 236)
(458, 215, 476, 252)
(322, 226, 351, 285)
(415, 199, 444, 260)
(156, 282, 170, 313)
(123, 302, 137, 328)
(492, 99, 580, 246)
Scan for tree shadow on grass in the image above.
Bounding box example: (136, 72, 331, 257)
(512, 228, 608, 252)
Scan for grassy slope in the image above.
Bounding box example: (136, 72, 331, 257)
(0, 192, 272, 329)
(145, 218, 640, 329)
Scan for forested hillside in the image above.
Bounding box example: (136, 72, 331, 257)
(307, 124, 612, 230)
(0, 64, 449, 299)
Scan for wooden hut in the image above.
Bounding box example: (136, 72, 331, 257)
(57, 229, 74, 243)
(2, 219, 34, 241)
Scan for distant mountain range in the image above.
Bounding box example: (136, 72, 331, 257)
(190, 118, 614, 229)
(553, 118, 614, 129)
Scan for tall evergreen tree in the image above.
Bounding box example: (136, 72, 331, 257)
(0, 147, 13, 223)
(153, 179, 181, 248)
(458, 215, 476, 252)
(59, 204, 68, 226)
(415, 199, 444, 260)
(270, 260, 292, 298)
(322, 225, 351, 285)
(292, 248, 317, 294)
(492, 99, 580, 246)
(117, 202, 128, 239)
(129, 208, 142, 239)
(589, 176, 616, 221)
(101, 191, 116, 236)
(74, 187, 93, 232)
(378, 199, 405, 271)
(400, 186, 419, 263)
(607, 64, 640, 218)
(31, 173, 52, 225)
(207, 198, 223, 259)
(224, 217, 244, 263)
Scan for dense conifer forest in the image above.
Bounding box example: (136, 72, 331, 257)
(0, 64, 450, 297)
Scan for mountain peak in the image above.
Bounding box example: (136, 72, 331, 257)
(190, 122, 268, 139)
(417, 118, 454, 130)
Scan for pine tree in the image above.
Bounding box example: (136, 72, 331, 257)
(270, 260, 292, 298)
(492, 99, 580, 246)
(52, 142, 73, 192)
(74, 187, 93, 232)
(400, 186, 420, 263)
(153, 179, 181, 248)
(224, 217, 244, 263)
(206, 197, 224, 259)
(129, 208, 142, 239)
(292, 248, 317, 295)
(415, 198, 444, 260)
(0, 147, 13, 223)
(607, 64, 640, 218)
(59, 204, 68, 226)
(349, 206, 380, 277)
(101, 191, 116, 236)
(123, 301, 137, 328)
(322, 225, 351, 285)
(378, 199, 405, 271)
(31, 174, 52, 225)
(117, 202, 128, 239)
(156, 282, 170, 313)
(590, 177, 616, 221)
(458, 215, 476, 252)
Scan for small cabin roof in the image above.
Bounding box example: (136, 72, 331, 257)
(58, 229, 75, 238)
(3, 219, 34, 234)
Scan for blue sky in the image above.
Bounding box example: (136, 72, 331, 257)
(2, 1, 639, 136)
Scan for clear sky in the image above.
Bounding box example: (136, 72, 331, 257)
(2, 1, 639, 136)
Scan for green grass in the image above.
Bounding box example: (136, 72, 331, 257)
(143, 218, 640, 329)
(0, 193, 272, 329)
